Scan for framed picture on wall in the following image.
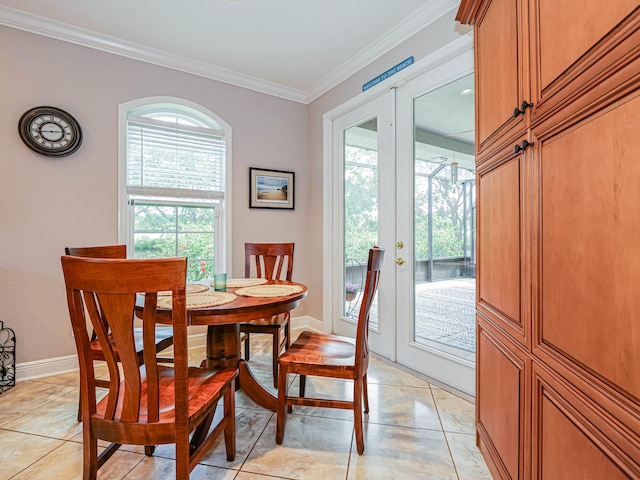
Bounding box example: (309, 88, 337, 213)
(249, 168, 295, 210)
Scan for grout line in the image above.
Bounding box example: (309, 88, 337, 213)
(427, 387, 462, 480)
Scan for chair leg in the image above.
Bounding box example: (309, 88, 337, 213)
(190, 407, 216, 452)
(272, 330, 280, 389)
(77, 392, 82, 422)
(244, 333, 251, 361)
(276, 365, 288, 445)
(299, 374, 306, 398)
(354, 378, 365, 455)
(83, 422, 99, 479)
(175, 431, 191, 480)
(363, 373, 369, 413)
(284, 319, 290, 349)
(224, 379, 236, 461)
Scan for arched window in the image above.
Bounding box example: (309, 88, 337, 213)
(119, 98, 230, 281)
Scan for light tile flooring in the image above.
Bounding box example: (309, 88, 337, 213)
(0, 328, 492, 479)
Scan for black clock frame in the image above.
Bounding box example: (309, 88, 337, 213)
(18, 106, 83, 158)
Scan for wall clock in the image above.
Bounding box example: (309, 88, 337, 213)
(18, 106, 83, 157)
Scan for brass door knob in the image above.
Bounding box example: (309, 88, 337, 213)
(395, 257, 406, 265)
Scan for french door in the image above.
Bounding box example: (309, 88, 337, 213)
(326, 39, 476, 395)
(395, 56, 476, 396)
(329, 91, 396, 360)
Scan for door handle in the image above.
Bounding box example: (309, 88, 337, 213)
(395, 257, 406, 265)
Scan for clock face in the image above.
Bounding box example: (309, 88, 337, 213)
(18, 106, 83, 157)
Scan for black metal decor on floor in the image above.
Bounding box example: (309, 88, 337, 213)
(0, 321, 16, 393)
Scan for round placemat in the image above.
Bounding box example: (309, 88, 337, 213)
(224, 278, 269, 288)
(157, 292, 237, 309)
(235, 284, 303, 298)
(158, 283, 209, 296)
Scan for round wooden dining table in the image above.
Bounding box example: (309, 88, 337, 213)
(152, 279, 307, 412)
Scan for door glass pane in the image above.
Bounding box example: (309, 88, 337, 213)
(343, 118, 379, 327)
(413, 74, 476, 361)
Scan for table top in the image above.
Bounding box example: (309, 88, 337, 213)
(142, 279, 307, 326)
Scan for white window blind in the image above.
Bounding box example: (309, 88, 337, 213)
(127, 115, 225, 195)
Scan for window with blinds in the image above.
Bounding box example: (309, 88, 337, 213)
(124, 105, 227, 281)
(126, 114, 225, 198)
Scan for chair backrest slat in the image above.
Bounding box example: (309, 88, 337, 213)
(245, 243, 294, 281)
(65, 244, 127, 259)
(65, 245, 127, 339)
(354, 247, 384, 376)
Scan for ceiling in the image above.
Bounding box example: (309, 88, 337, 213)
(0, 0, 460, 103)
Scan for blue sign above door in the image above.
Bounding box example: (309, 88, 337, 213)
(362, 57, 414, 91)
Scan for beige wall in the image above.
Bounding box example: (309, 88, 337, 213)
(0, 8, 471, 368)
(0, 26, 308, 365)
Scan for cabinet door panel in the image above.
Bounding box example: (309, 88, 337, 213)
(476, 0, 522, 146)
(477, 322, 527, 480)
(533, 365, 638, 478)
(539, 91, 640, 400)
(478, 155, 523, 336)
(535, 0, 637, 91)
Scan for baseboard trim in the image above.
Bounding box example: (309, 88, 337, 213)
(290, 315, 323, 332)
(16, 315, 322, 382)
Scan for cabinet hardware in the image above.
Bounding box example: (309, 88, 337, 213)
(513, 100, 534, 118)
(513, 139, 534, 154)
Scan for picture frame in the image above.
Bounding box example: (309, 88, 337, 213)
(249, 167, 295, 210)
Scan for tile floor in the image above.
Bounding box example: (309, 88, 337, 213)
(0, 328, 492, 479)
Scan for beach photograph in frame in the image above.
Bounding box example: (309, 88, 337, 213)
(249, 167, 295, 209)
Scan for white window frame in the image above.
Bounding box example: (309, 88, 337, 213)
(118, 96, 233, 272)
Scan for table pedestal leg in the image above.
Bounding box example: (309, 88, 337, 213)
(205, 324, 240, 369)
(238, 360, 277, 411)
(204, 324, 277, 412)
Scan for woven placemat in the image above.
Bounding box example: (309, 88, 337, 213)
(224, 278, 268, 288)
(157, 292, 237, 309)
(235, 284, 303, 298)
(158, 283, 209, 296)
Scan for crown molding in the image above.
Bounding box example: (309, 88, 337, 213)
(0, 5, 308, 103)
(305, 0, 460, 103)
(0, 1, 458, 105)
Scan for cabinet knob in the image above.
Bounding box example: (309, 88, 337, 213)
(514, 139, 534, 153)
(513, 100, 534, 118)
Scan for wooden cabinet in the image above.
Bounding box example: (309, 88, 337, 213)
(474, 0, 529, 152)
(457, 1, 640, 478)
(477, 145, 529, 346)
(532, 362, 639, 479)
(477, 320, 530, 480)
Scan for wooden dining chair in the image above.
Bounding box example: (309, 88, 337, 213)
(61, 255, 237, 479)
(275, 246, 384, 455)
(66, 245, 174, 421)
(240, 242, 294, 388)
